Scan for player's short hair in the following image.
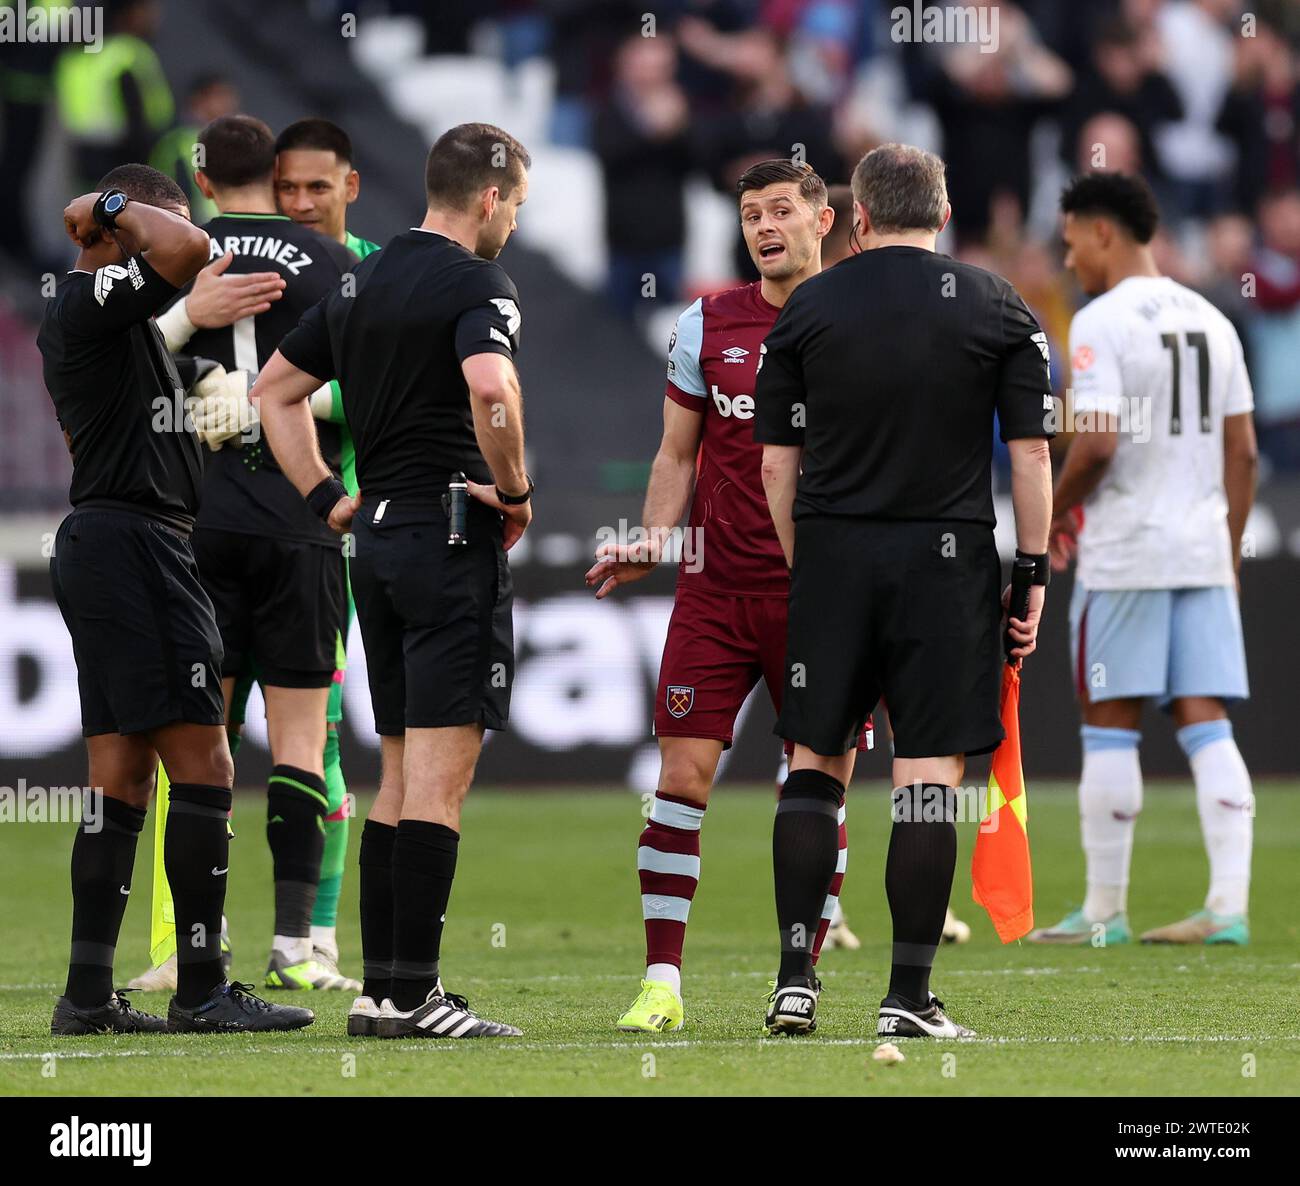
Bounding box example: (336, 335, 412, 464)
(736, 159, 827, 209)
(851, 143, 948, 234)
(197, 115, 275, 188)
(95, 163, 188, 211)
(1060, 171, 1160, 243)
(424, 122, 531, 211)
(275, 117, 354, 168)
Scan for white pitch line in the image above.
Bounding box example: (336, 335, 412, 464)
(4, 1034, 1299, 1061)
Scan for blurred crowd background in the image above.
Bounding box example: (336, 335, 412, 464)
(3, 2, 1300, 488)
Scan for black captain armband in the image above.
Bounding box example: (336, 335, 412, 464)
(307, 476, 349, 521)
(1015, 549, 1051, 588)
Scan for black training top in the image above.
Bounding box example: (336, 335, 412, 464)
(184, 212, 357, 546)
(278, 228, 522, 509)
(753, 246, 1053, 528)
(38, 255, 202, 533)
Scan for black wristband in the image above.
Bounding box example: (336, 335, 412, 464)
(496, 476, 533, 506)
(92, 190, 128, 231)
(1016, 549, 1051, 587)
(307, 476, 348, 521)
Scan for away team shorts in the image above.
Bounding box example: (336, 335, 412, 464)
(1069, 583, 1249, 707)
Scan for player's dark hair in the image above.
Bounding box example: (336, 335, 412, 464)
(197, 115, 275, 188)
(1060, 171, 1160, 243)
(736, 159, 827, 209)
(275, 117, 354, 167)
(95, 163, 188, 210)
(425, 122, 531, 211)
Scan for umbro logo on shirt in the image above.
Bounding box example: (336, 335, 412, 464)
(721, 345, 749, 363)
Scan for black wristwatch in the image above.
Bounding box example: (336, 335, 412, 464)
(92, 190, 129, 231)
(1016, 548, 1051, 588)
(496, 476, 534, 506)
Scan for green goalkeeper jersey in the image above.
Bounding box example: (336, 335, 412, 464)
(332, 231, 382, 496)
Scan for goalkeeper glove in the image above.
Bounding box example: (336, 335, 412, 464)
(187, 361, 255, 450)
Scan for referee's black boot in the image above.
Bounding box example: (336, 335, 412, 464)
(51, 990, 168, 1036)
(167, 980, 314, 1033)
(765, 974, 820, 1036)
(877, 991, 975, 1039)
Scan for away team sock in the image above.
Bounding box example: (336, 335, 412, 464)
(390, 820, 459, 1010)
(811, 800, 848, 965)
(1178, 720, 1253, 916)
(266, 764, 328, 957)
(358, 819, 396, 1002)
(773, 769, 843, 984)
(64, 796, 146, 1007)
(1079, 726, 1143, 921)
(885, 783, 957, 1005)
(312, 730, 349, 931)
(166, 782, 232, 1007)
(639, 792, 704, 993)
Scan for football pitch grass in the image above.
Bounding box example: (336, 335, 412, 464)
(2, 782, 1298, 1097)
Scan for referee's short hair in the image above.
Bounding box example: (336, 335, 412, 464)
(275, 117, 354, 167)
(736, 159, 828, 209)
(95, 163, 188, 210)
(198, 115, 276, 188)
(1060, 171, 1160, 243)
(851, 143, 949, 234)
(425, 122, 531, 211)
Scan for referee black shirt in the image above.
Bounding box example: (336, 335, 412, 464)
(753, 246, 1053, 521)
(38, 255, 201, 532)
(278, 228, 522, 509)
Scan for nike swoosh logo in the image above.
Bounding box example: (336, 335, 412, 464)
(211, 866, 229, 876)
(119, 885, 130, 895)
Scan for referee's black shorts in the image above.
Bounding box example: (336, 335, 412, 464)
(191, 527, 346, 688)
(50, 508, 225, 736)
(349, 497, 513, 736)
(777, 517, 1004, 759)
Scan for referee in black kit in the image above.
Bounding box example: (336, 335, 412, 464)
(256, 123, 532, 1039)
(38, 165, 312, 1035)
(754, 144, 1054, 1038)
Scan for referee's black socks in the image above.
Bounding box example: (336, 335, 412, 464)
(266, 765, 328, 950)
(166, 782, 233, 1007)
(391, 820, 459, 1010)
(886, 783, 958, 1006)
(774, 769, 845, 985)
(64, 795, 146, 1007)
(358, 818, 396, 1003)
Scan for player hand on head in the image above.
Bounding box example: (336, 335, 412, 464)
(1048, 506, 1083, 572)
(63, 193, 104, 248)
(466, 480, 532, 552)
(1002, 582, 1046, 660)
(584, 536, 660, 600)
(187, 251, 286, 329)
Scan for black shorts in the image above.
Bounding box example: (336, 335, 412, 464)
(776, 517, 1004, 759)
(190, 527, 347, 688)
(349, 498, 513, 736)
(50, 508, 225, 737)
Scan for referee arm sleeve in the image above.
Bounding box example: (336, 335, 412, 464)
(753, 309, 807, 446)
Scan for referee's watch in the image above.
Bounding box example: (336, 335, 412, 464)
(92, 190, 129, 231)
(1016, 549, 1051, 588)
(496, 476, 533, 506)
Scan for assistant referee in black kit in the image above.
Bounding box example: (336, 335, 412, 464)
(754, 144, 1054, 1039)
(255, 123, 532, 1039)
